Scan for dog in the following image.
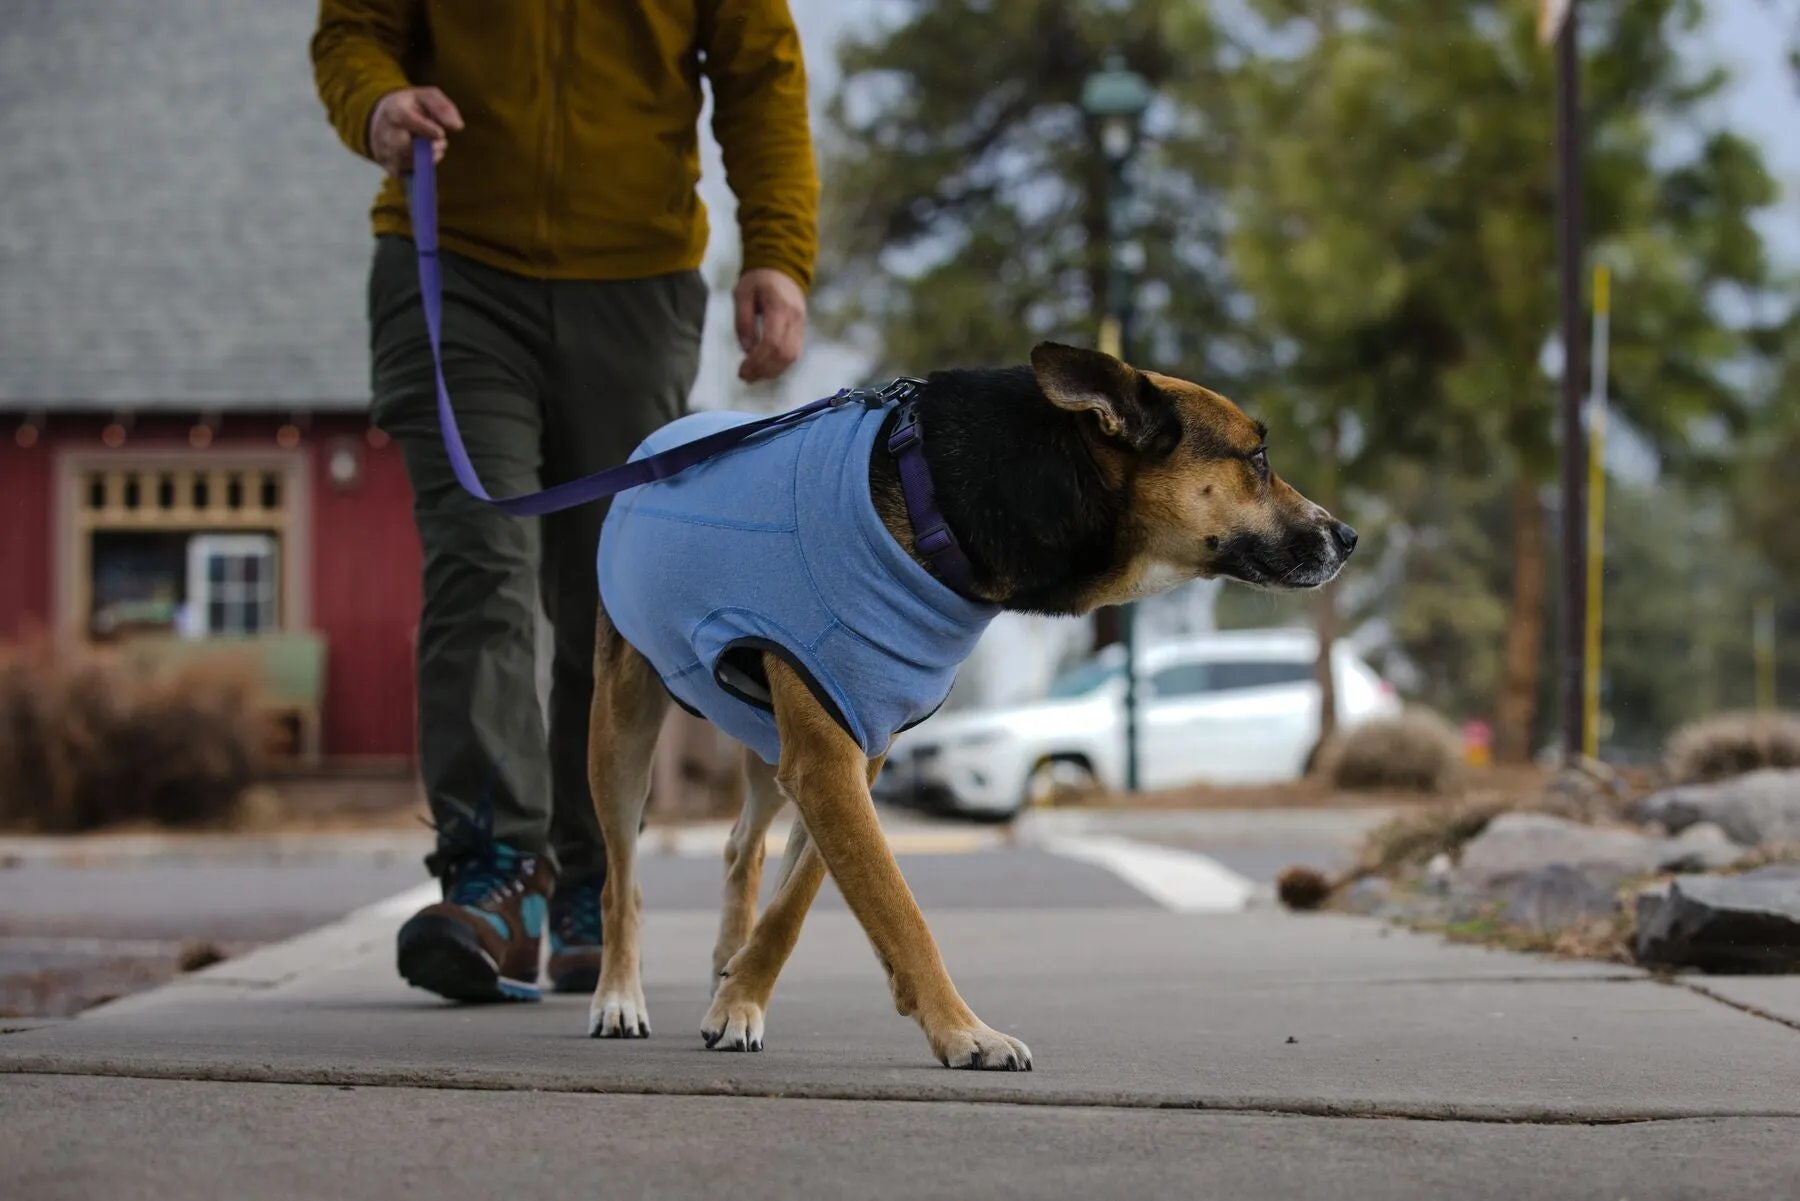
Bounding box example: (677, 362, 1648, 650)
(583, 340, 1356, 1070)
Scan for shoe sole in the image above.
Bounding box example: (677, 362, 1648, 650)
(397, 914, 541, 1004)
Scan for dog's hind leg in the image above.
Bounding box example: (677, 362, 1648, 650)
(700, 754, 882, 1052)
(711, 747, 785, 986)
(586, 609, 668, 1039)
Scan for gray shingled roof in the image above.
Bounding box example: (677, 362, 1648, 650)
(0, 0, 381, 409)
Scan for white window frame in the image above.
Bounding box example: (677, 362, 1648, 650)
(183, 533, 280, 638)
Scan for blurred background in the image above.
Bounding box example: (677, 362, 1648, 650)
(3, 0, 1800, 832)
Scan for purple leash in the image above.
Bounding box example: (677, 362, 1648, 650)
(402, 136, 981, 595)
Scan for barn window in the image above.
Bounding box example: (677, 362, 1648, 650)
(74, 461, 296, 643)
(186, 534, 279, 636)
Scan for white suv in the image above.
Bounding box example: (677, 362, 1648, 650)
(875, 628, 1401, 820)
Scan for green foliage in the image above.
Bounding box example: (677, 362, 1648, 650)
(814, 0, 1256, 386)
(1221, 0, 1779, 754)
(1589, 481, 1774, 750)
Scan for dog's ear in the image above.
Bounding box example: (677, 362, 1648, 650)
(1030, 341, 1170, 450)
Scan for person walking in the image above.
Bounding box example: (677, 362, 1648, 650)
(310, 0, 818, 1003)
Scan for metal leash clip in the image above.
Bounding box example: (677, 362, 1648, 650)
(829, 377, 928, 409)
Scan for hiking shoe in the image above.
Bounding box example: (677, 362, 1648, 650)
(547, 871, 604, 994)
(397, 841, 551, 1003)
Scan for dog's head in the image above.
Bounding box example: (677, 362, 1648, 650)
(1030, 341, 1356, 605)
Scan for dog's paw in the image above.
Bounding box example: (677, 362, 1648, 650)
(700, 989, 766, 1053)
(588, 988, 651, 1039)
(931, 1023, 1033, 1071)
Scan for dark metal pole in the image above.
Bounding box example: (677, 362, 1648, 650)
(1108, 154, 1142, 793)
(1555, 3, 1587, 767)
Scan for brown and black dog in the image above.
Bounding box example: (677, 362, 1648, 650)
(584, 341, 1355, 1070)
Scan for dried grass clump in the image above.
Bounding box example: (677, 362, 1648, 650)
(1275, 865, 1333, 911)
(1664, 710, 1800, 785)
(0, 635, 264, 833)
(1317, 707, 1465, 796)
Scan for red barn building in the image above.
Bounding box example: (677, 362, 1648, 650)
(0, 1, 425, 765)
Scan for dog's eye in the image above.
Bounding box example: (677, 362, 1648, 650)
(1249, 449, 1269, 478)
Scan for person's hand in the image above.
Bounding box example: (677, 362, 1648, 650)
(368, 87, 464, 178)
(734, 268, 807, 383)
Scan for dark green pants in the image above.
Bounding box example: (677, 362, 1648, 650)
(367, 234, 706, 882)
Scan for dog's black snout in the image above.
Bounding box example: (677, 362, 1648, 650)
(1331, 522, 1358, 557)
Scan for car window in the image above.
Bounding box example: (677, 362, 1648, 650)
(1207, 659, 1316, 692)
(1044, 659, 1121, 699)
(1149, 663, 1211, 697)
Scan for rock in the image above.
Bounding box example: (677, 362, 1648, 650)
(1422, 852, 1454, 893)
(1501, 864, 1619, 933)
(1338, 875, 1394, 915)
(1628, 768, 1800, 847)
(1635, 883, 1670, 937)
(1456, 812, 1748, 897)
(1634, 865, 1800, 973)
(1456, 813, 1669, 892)
(1656, 822, 1745, 872)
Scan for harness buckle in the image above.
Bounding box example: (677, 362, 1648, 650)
(877, 377, 927, 404)
(886, 402, 922, 454)
(833, 377, 927, 409)
(915, 522, 955, 556)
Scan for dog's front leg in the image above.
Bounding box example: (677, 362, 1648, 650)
(759, 657, 1032, 1070)
(586, 617, 668, 1039)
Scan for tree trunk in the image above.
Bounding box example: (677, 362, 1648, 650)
(1494, 477, 1547, 764)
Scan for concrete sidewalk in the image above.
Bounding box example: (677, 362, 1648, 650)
(4, 877, 1800, 1199)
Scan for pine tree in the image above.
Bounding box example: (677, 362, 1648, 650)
(1222, 0, 1779, 760)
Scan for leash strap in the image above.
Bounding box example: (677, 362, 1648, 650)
(402, 136, 981, 595)
(406, 137, 842, 518)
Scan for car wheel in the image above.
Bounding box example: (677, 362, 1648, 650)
(1023, 756, 1099, 811)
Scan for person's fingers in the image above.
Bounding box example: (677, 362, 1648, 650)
(390, 96, 446, 141)
(737, 326, 780, 381)
(762, 303, 803, 368)
(738, 323, 796, 382)
(733, 278, 759, 353)
(414, 87, 465, 132)
(735, 274, 806, 381)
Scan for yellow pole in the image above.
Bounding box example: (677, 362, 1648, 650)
(1098, 316, 1122, 359)
(1581, 263, 1610, 761)
(1754, 595, 1776, 712)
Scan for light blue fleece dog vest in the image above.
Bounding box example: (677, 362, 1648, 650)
(597, 401, 999, 766)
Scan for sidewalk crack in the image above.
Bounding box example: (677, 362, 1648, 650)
(1665, 978, 1800, 1035)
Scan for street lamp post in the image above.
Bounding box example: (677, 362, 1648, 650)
(1081, 54, 1153, 793)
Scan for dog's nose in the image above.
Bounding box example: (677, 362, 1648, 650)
(1331, 522, 1358, 557)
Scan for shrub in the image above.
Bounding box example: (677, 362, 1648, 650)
(0, 636, 264, 833)
(1317, 706, 1465, 796)
(1663, 710, 1800, 785)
